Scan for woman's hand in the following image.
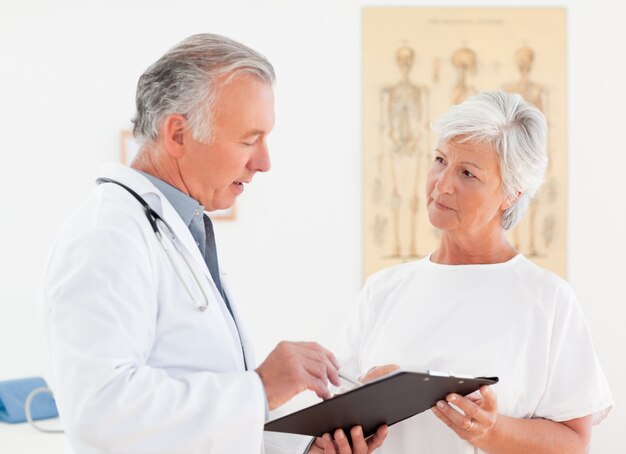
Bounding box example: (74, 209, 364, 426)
(431, 385, 498, 445)
(361, 364, 401, 383)
(307, 364, 397, 453)
(307, 425, 388, 454)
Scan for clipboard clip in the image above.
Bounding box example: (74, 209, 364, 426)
(428, 370, 478, 379)
(427, 370, 450, 377)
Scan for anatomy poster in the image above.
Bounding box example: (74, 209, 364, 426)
(362, 8, 567, 278)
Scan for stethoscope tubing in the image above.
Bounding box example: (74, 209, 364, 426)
(96, 177, 210, 311)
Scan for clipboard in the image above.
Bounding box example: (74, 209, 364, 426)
(264, 371, 498, 439)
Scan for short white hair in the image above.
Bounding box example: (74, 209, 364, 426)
(132, 33, 275, 145)
(432, 91, 548, 230)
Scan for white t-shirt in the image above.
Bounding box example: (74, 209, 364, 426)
(334, 254, 613, 454)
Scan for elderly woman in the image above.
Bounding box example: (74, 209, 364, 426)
(334, 91, 613, 453)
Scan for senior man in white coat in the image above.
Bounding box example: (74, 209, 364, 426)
(41, 34, 387, 454)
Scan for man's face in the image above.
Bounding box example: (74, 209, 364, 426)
(178, 73, 275, 211)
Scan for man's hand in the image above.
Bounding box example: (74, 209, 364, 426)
(256, 341, 341, 410)
(308, 425, 388, 454)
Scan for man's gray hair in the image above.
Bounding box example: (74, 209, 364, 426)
(432, 91, 548, 230)
(132, 33, 275, 144)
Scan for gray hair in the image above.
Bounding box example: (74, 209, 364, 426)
(432, 91, 548, 230)
(132, 33, 275, 144)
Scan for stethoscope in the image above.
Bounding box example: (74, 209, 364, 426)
(96, 177, 211, 311)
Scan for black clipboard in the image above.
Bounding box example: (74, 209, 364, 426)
(264, 371, 498, 439)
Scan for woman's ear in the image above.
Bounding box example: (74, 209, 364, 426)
(161, 114, 188, 159)
(501, 191, 522, 211)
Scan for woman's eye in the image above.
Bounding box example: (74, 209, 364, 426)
(434, 156, 445, 164)
(463, 170, 476, 178)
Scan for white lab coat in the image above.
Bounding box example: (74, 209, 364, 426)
(41, 163, 310, 453)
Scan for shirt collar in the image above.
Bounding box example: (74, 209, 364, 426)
(137, 170, 203, 227)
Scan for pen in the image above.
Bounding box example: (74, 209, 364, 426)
(338, 371, 362, 387)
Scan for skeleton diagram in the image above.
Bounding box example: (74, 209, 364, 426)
(503, 46, 555, 256)
(451, 47, 478, 104)
(377, 46, 429, 258)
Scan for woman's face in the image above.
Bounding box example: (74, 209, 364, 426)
(426, 139, 512, 236)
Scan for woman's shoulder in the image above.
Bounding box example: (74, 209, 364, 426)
(514, 255, 571, 287)
(363, 257, 429, 291)
(513, 255, 578, 305)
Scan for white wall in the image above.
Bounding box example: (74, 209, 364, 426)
(1, 0, 624, 452)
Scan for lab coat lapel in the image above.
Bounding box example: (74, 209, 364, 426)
(220, 272, 256, 368)
(150, 188, 247, 370)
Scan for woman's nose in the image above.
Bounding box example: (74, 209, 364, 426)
(435, 168, 454, 195)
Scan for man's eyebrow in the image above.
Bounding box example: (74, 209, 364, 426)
(241, 129, 264, 137)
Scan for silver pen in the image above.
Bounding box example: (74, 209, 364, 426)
(338, 371, 362, 387)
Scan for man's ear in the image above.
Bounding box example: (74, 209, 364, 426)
(501, 191, 522, 211)
(161, 114, 188, 159)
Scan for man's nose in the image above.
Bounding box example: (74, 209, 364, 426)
(249, 141, 271, 173)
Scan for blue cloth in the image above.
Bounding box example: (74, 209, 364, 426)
(0, 377, 58, 423)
